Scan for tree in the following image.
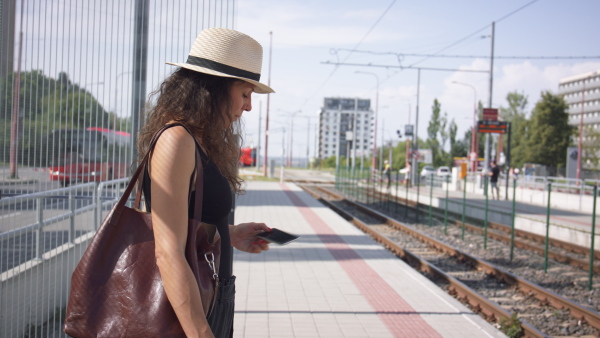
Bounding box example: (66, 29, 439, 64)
(501, 91, 528, 121)
(448, 119, 466, 163)
(427, 99, 443, 167)
(526, 91, 573, 175)
(0, 71, 111, 166)
(500, 91, 529, 169)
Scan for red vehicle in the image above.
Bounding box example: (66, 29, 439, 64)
(48, 128, 131, 186)
(240, 147, 256, 167)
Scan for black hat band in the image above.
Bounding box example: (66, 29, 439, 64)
(186, 55, 261, 82)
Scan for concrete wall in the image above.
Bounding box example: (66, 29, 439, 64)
(0, 232, 93, 338)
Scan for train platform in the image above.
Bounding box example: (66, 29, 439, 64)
(231, 181, 505, 338)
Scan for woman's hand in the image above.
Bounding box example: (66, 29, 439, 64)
(230, 222, 271, 253)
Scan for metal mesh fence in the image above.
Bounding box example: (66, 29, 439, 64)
(0, 1, 236, 336)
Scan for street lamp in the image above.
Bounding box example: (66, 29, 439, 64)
(355, 71, 379, 172)
(278, 109, 302, 167)
(452, 81, 478, 172)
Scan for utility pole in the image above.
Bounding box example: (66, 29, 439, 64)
(9, 0, 23, 179)
(131, 0, 149, 162)
(484, 21, 495, 177)
(305, 116, 310, 169)
(256, 101, 261, 171)
(411, 69, 421, 185)
(263, 31, 272, 176)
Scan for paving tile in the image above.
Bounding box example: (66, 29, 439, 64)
(232, 181, 506, 338)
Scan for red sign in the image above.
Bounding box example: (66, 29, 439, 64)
(478, 120, 507, 134)
(482, 108, 498, 121)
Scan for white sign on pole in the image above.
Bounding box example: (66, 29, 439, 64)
(417, 149, 432, 164)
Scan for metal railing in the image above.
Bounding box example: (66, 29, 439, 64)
(0, 178, 129, 337)
(335, 166, 599, 284)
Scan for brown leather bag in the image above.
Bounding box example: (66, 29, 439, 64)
(64, 124, 220, 337)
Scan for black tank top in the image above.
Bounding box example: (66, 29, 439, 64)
(142, 141, 233, 278)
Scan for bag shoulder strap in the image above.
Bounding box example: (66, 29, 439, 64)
(112, 123, 204, 225)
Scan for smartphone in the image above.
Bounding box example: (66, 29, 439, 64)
(256, 228, 299, 245)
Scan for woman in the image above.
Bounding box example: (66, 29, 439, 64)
(137, 28, 274, 338)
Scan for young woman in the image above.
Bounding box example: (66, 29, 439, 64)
(137, 28, 274, 338)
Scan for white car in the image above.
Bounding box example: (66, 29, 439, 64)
(436, 166, 450, 177)
(420, 166, 435, 177)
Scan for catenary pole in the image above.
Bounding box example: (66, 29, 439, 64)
(484, 21, 495, 179)
(263, 31, 272, 176)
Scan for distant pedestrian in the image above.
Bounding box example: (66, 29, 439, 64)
(383, 160, 391, 189)
(488, 160, 500, 200)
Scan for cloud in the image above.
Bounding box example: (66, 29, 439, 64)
(434, 60, 600, 140)
(237, 1, 406, 48)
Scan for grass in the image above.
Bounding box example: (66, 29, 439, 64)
(499, 313, 523, 338)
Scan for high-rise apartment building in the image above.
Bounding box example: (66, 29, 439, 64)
(558, 70, 600, 131)
(318, 97, 374, 160)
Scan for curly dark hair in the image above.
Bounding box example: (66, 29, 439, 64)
(137, 68, 243, 193)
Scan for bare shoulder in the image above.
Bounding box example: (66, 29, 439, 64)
(155, 126, 195, 152)
(149, 126, 196, 177)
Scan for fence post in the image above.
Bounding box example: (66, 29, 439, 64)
(335, 166, 339, 190)
(461, 176, 467, 240)
(96, 183, 102, 230)
(544, 182, 552, 273)
(444, 175, 449, 235)
(362, 168, 366, 203)
(510, 178, 517, 261)
(379, 171, 384, 208)
(369, 169, 373, 205)
(395, 171, 399, 214)
(354, 167, 359, 201)
(35, 197, 44, 260)
(429, 174, 433, 226)
(69, 190, 76, 243)
(416, 174, 421, 223)
(580, 179, 584, 211)
(589, 185, 597, 291)
(484, 178, 489, 249)
(405, 175, 409, 220)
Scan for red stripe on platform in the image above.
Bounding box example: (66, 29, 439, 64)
(281, 184, 441, 337)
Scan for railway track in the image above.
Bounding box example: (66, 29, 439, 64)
(357, 186, 600, 274)
(301, 184, 600, 337)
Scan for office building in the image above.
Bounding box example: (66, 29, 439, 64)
(559, 70, 600, 131)
(318, 97, 374, 160)
(559, 70, 600, 174)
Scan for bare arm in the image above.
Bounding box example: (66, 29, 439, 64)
(150, 126, 213, 338)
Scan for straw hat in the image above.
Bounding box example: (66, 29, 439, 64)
(167, 28, 274, 94)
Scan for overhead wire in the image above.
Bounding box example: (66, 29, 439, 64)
(328, 48, 600, 60)
(299, 0, 397, 110)
(409, 0, 539, 67)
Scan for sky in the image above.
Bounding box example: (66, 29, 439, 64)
(233, 0, 600, 161)
(10, 0, 600, 164)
